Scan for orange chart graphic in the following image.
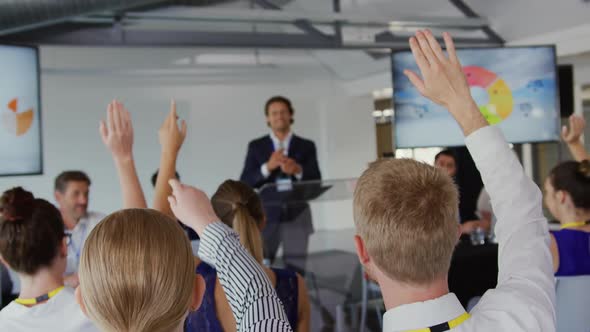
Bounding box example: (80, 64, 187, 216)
(2, 98, 34, 136)
(463, 66, 514, 125)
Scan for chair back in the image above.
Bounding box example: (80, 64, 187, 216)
(556, 275, 590, 332)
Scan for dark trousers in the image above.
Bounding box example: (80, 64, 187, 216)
(263, 206, 313, 275)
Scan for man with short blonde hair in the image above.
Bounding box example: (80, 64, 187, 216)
(354, 158, 458, 284)
(353, 30, 555, 331)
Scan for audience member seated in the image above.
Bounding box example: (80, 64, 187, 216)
(54, 170, 105, 287)
(75, 100, 292, 332)
(352, 30, 554, 331)
(76, 208, 202, 332)
(545, 160, 590, 276)
(186, 179, 310, 332)
(0, 187, 98, 332)
(434, 149, 457, 178)
(562, 114, 589, 162)
(434, 149, 491, 235)
(151, 169, 199, 241)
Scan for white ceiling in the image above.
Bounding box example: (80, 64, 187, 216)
(467, 0, 590, 41)
(41, 0, 590, 89)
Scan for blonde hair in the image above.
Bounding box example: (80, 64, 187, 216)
(353, 159, 459, 285)
(79, 209, 195, 332)
(211, 180, 264, 263)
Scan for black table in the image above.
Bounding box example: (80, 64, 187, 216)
(448, 238, 499, 308)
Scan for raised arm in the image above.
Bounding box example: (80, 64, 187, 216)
(562, 114, 589, 161)
(406, 30, 555, 330)
(99, 100, 147, 209)
(168, 180, 292, 332)
(152, 100, 187, 218)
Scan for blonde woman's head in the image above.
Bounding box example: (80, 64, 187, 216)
(76, 209, 201, 332)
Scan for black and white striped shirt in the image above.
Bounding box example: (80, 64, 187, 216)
(198, 222, 293, 332)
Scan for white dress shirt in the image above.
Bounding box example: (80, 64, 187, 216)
(383, 126, 555, 331)
(261, 131, 303, 180)
(65, 211, 106, 275)
(0, 287, 99, 332)
(199, 222, 292, 331)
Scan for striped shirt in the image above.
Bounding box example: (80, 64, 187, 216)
(198, 222, 293, 332)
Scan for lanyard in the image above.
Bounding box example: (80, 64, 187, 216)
(561, 221, 589, 230)
(405, 312, 471, 332)
(15, 286, 64, 305)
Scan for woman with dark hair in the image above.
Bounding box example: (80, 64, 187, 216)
(0, 187, 97, 331)
(545, 160, 590, 275)
(185, 179, 310, 332)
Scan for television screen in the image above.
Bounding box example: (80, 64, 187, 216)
(392, 46, 560, 148)
(0, 44, 42, 176)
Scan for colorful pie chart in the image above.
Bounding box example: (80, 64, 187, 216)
(2, 98, 34, 136)
(463, 66, 513, 125)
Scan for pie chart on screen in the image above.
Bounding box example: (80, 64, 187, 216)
(464, 66, 514, 125)
(2, 98, 34, 136)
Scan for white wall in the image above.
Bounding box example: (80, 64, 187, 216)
(0, 58, 376, 226)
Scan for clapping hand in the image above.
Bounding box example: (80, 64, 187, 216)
(267, 149, 286, 172)
(281, 158, 302, 175)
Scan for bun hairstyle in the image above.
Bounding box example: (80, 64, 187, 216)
(0, 187, 65, 274)
(211, 180, 265, 263)
(0, 187, 34, 222)
(265, 96, 295, 126)
(550, 160, 590, 209)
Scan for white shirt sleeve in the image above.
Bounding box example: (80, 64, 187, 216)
(198, 222, 292, 332)
(294, 171, 303, 181)
(260, 163, 271, 178)
(463, 126, 555, 331)
(476, 188, 492, 218)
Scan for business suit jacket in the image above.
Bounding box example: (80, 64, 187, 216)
(240, 134, 321, 234)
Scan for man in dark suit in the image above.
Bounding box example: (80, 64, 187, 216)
(240, 96, 321, 272)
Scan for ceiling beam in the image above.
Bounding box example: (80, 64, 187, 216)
(449, 0, 504, 44)
(82, 8, 488, 30)
(0, 0, 168, 36)
(0, 23, 412, 49)
(375, 31, 501, 46)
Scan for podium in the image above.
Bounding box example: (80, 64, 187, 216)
(257, 179, 366, 330)
(257, 178, 356, 205)
(257, 178, 357, 231)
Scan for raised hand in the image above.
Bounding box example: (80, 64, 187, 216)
(562, 114, 586, 144)
(168, 179, 219, 235)
(404, 30, 487, 136)
(159, 100, 187, 157)
(99, 100, 134, 161)
(99, 100, 146, 208)
(561, 114, 589, 161)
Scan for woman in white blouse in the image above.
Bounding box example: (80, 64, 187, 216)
(0, 187, 98, 332)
